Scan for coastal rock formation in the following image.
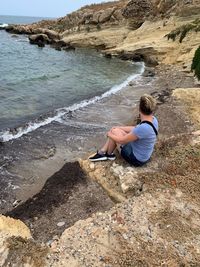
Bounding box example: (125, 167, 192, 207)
(0, 215, 31, 239)
(29, 33, 51, 47)
(47, 189, 200, 266)
(1, 1, 200, 266)
(5, 25, 33, 34)
(50, 40, 75, 51)
(0, 215, 36, 266)
(4, 0, 200, 61)
(122, 0, 153, 28)
(98, 8, 116, 23)
(33, 28, 60, 40)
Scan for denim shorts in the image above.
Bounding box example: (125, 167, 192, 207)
(121, 143, 146, 167)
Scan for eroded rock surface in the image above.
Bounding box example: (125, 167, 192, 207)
(0, 216, 48, 267)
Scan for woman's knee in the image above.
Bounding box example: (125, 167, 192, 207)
(111, 128, 126, 136)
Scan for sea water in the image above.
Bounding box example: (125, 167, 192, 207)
(0, 15, 143, 141)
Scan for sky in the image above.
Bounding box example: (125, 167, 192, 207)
(0, 0, 113, 18)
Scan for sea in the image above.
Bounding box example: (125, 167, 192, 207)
(0, 15, 152, 213)
(0, 15, 143, 141)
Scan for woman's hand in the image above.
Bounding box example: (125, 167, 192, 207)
(107, 130, 112, 137)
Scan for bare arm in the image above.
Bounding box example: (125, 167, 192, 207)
(107, 130, 138, 145)
(112, 126, 135, 133)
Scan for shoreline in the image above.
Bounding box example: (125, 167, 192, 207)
(1, 4, 200, 264)
(1, 63, 198, 230)
(0, 64, 151, 214)
(1, 63, 200, 266)
(0, 61, 144, 143)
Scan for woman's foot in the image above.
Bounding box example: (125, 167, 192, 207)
(106, 153, 116, 161)
(89, 151, 107, 162)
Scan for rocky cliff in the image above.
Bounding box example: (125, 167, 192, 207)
(5, 0, 200, 68)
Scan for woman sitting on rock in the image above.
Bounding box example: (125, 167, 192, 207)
(89, 94, 158, 167)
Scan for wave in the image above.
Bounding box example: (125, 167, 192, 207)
(0, 23, 8, 28)
(0, 64, 144, 142)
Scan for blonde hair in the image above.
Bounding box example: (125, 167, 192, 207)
(139, 94, 156, 115)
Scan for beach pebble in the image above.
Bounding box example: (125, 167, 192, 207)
(57, 221, 65, 227)
(122, 233, 128, 240)
(89, 163, 95, 170)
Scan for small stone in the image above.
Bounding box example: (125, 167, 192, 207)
(122, 233, 128, 240)
(12, 199, 21, 207)
(46, 240, 53, 246)
(57, 221, 65, 227)
(89, 163, 95, 170)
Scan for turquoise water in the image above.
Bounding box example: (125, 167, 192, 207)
(0, 15, 142, 135)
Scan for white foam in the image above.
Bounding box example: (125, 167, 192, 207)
(0, 23, 8, 28)
(0, 64, 144, 142)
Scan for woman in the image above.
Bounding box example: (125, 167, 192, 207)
(89, 94, 158, 167)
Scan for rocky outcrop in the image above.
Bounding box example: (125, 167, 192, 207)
(0, 215, 46, 267)
(5, 25, 33, 34)
(117, 48, 159, 66)
(29, 34, 51, 47)
(27, 29, 60, 48)
(33, 28, 60, 40)
(50, 40, 75, 51)
(98, 8, 116, 23)
(47, 189, 200, 267)
(122, 0, 153, 28)
(122, 0, 153, 21)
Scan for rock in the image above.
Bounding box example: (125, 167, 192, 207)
(57, 222, 66, 227)
(103, 52, 112, 59)
(144, 56, 158, 67)
(129, 81, 134, 86)
(62, 44, 75, 51)
(6, 25, 32, 34)
(89, 163, 95, 171)
(110, 165, 124, 177)
(91, 12, 101, 24)
(50, 39, 75, 51)
(118, 52, 143, 62)
(29, 34, 51, 46)
(12, 199, 22, 207)
(113, 9, 124, 21)
(122, 0, 152, 21)
(99, 8, 115, 24)
(0, 215, 31, 238)
(143, 68, 156, 77)
(33, 28, 60, 40)
(122, 233, 129, 240)
(43, 29, 60, 40)
(0, 216, 34, 266)
(11, 34, 19, 38)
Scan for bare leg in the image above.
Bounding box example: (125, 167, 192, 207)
(100, 128, 127, 154)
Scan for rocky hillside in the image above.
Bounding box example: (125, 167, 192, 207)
(6, 0, 200, 33)
(5, 0, 200, 68)
(33, 0, 200, 32)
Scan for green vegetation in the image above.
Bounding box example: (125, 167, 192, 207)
(191, 46, 200, 80)
(166, 19, 200, 43)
